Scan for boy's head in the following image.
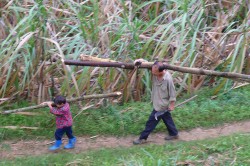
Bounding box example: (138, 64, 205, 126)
(53, 95, 66, 108)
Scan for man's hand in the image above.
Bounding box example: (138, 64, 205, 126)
(168, 101, 175, 111)
(134, 59, 148, 65)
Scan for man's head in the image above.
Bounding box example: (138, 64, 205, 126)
(152, 61, 165, 76)
(53, 95, 66, 108)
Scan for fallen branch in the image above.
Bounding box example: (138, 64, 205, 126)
(211, 82, 249, 99)
(89, 135, 99, 139)
(175, 95, 198, 107)
(0, 126, 39, 130)
(0, 98, 10, 106)
(0, 98, 9, 101)
(1, 92, 122, 114)
(63, 60, 250, 82)
(14, 112, 42, 116)
(73, 104, 94, 120)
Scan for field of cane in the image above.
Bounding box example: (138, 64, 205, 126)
(1, 0, 250, 165)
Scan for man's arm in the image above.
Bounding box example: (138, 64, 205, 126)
(167, 73, 176, 111)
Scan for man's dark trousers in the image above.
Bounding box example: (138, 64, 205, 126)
(139, 109, 178, 140)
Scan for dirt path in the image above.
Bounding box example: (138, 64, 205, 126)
(1, 120, 250, 160)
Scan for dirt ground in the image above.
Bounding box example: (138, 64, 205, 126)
(1, 120, 250, 160)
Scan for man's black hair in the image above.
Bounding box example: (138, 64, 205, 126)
(153, 61, 160, 66)
(53, 95, 66, 105)
(153, 61, 165, 72)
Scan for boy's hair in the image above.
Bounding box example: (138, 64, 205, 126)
(53, 95, 66, 105)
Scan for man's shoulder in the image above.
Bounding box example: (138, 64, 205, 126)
(163, 71, 173, 80)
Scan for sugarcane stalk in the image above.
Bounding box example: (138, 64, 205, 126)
(2, 92, 122, 114)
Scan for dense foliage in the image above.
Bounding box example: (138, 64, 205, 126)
(1, 0, 249, 104)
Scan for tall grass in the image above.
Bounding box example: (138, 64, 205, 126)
(0, 0, 249, 104)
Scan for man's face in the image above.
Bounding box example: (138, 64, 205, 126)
(152, 65, 159, 75)
(152, 62, 164, 76)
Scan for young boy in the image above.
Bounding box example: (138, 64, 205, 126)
(42, 96, 76, 151)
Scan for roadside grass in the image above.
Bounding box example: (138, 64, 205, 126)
(0, 85, 250, 141)
(1, 133, 250, 165)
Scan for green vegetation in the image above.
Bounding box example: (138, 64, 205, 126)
(1, 0, 249, 103)
(1, 133, 250, 165)
(1, 0, 250, 165)
(1, 85, 249, 141)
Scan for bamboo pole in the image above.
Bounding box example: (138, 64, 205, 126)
(64, 59, 148, 69)
(159, 65, 250, 82)
(63, 60, 250, 82)
(2, 92, 122, 114)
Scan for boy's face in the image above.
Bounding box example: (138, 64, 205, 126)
(56, 103, 65, 108)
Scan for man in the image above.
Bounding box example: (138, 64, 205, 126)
(133, 60, 179, 145)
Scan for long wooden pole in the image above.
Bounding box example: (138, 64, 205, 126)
(159, 64, 250, 81)
(2, 92, 122, 114)
(64, 60, 250, 82)
(64, 59, 145, 69)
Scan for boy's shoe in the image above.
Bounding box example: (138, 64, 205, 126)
(49, 140, 62, 151)
(164, 135, 179, 140)
(64, 137, 77, 149)
(133, 139, 146, 145)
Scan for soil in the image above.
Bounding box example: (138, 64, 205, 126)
(1, 120, 250, 160)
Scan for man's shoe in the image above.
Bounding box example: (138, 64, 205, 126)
(165, 135, 179, 140)
(133, 139, 146, 145)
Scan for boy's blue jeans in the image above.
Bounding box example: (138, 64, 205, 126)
(55, 126, 75, 140)
(139, 109, 178, 140)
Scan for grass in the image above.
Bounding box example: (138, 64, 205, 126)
(1, 1, 250, 164)
(1, 133, 250, 165)
(0, 85, 250, 141)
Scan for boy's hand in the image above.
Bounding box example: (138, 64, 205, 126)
(40, 102, 53, 106)
(40, 102, 47, 105)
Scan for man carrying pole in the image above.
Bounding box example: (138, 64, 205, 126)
(133, 59, 179, 145)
